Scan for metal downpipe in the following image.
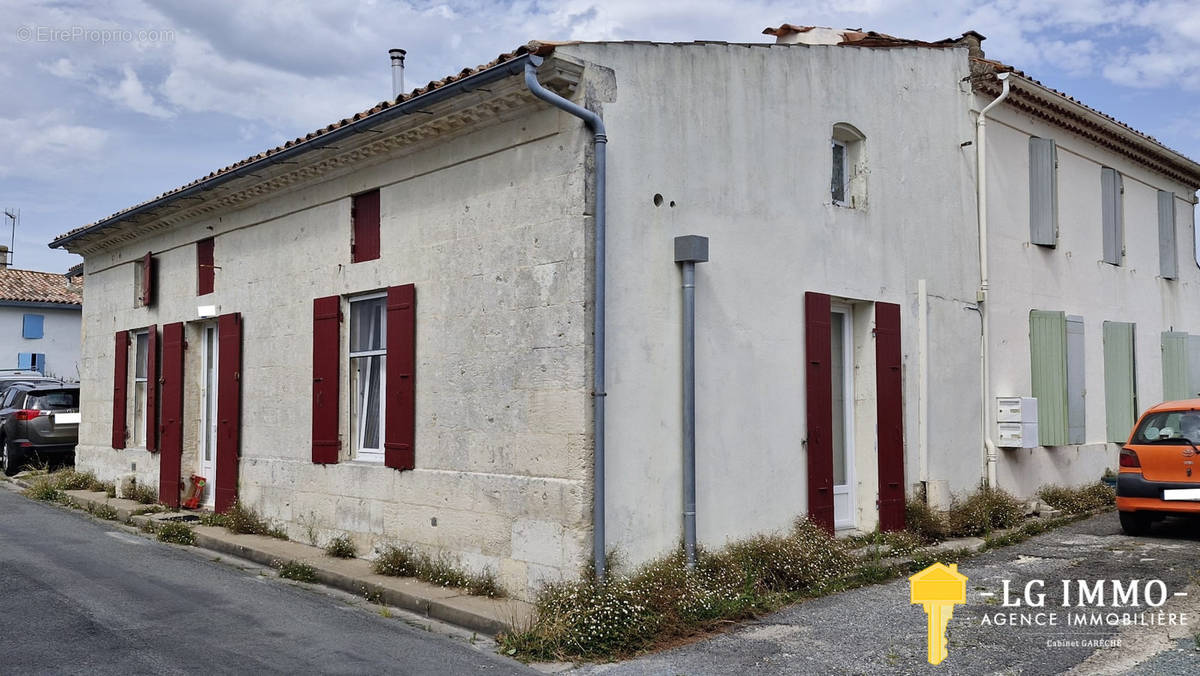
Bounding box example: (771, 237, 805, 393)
(681, 261, 697, 568)
(524, 55, 610, 580)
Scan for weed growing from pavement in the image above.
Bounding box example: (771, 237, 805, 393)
(120, 478, 158, 505)
(53, 469, 99, 491)
(92, 503, 119, 520)
(224, 502, 288, 540)
(1036, 482, 1115, 515)
(198, 512, 229, 528)
(324, 534, 356, 559)
(132, 505, 166, 516)
(373, 545, 505, 598)
(276, 560, 317, 583)
(103, 482, 117, 498)
(156, 522, 196, 545)
(23, 476, 64, 502)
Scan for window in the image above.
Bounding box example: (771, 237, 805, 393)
(197, 237, 215, 295)
(830, 123, 866, 208)
(133, 330, 149, 447)
(1029, 137, 1058, 246)
(1100, 167, 1124, 265)
(351, 189, 381, 263)
(1029, 310, 1083, 445)
(22, 314, 43, 339)
(349, 293, 386, 461)
(17, 352, 45, 374)
(1103, 321, 1137, 442)
(1158, 190, 1177, 279)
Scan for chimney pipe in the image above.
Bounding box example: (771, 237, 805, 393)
(389, 48, 406, 99)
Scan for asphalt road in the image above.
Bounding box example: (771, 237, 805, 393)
(0, 485, 534, 675)
(577, 512, 1200, 675)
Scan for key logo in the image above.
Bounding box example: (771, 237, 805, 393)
(910, 562, 968, 665)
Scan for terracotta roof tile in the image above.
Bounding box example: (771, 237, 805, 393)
(54, 42, 552, 243)
(0, 268, 83, 305)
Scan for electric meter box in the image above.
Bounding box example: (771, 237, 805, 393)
(996, 397, 1038, 448)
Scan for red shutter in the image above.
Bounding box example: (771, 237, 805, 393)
(385, 284, 416, 470)
(351, 190, 381, 263)
(112, 331, 129, 449)
(804, 292, 834, 534)
(312, 296, 341, 463)
(875, 302, 907, 532)
(197, 238, 215, 296)
(215, 312, 242, 513)
(158, 322, 185, 507)
(141, 252, 155, 307)
(146, 325, 158, 452)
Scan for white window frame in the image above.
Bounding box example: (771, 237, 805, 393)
(348, 292, 387, 463)
(831, 140, 849, 207)
(132, 329, 149, 448)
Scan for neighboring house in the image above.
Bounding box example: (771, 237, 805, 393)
(0, 254, 82, 381)
(49, 26, 1199, 599)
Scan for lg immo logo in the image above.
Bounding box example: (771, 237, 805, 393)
(909, 563, 968, 665)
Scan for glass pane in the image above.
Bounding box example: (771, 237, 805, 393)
(29, 391, 80, 409)
(831, 142, 846, 204)
(135, 332, 148, 379)
(350, 297, 386, 353)
(351, 355, 384, 452)
(132, 383, 145, 446)
(831, 312, 846, 486)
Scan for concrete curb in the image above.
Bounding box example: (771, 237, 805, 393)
(11, 478, 529, 637)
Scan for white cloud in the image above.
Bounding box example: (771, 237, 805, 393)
(0, 116, 110, 178)
(106, 66, 173, 118)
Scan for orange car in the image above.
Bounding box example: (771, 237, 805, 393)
(1117, 399, 1200, 534)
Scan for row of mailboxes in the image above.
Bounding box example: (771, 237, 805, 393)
(996, 397, 1038, 448)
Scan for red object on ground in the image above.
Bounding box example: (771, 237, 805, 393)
(183, 475, 207, 509)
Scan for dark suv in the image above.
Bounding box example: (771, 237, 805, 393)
(0, 383, 80, 475)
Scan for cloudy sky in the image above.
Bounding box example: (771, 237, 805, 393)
(2, 0, 1198, 272)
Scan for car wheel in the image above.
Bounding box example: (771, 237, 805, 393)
(1119, 510, 1152, 536)
(1, 441, 20, 477)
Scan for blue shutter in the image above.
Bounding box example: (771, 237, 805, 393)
(1100, 168, 1123, 265)
(17, 353, 31, 369)
(22, 314, 44, 339)
(1066, 315, 1085, 444)
(1158, 191, 1177, 279)
(32, 354, 45, 374)
(1029, 137, 1058, 247)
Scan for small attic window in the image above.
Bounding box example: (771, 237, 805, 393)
(831, 123, 866, 208)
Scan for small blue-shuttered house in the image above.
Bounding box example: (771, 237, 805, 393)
(0, 262, 82, 380)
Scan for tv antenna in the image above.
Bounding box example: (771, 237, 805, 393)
(1, 208, 15, 268)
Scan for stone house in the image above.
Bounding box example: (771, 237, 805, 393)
(50, 26, 1200, 598)
(0, 256, 82, 380)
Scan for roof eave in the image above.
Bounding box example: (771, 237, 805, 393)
(51, 51, 539, 251)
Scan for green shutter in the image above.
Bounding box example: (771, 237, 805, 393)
(1030, 310, 1068, 446)
(1163, 331, 1190, 400)
(1103, 322, 1137, 442)
(1030, 138, 1059, 247)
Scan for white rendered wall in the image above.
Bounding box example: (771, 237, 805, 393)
(0, 305, 81, 380)
(983, 103, 1199, 497)
(558, 42, 984, 570)
(73, 104, 594, 599)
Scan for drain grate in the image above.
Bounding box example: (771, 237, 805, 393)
(162, 514, 201, 523)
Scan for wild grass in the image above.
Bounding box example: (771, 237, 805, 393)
(120, 478, 158, 505)
(324, 534, 356, 559)
(276, 560, 317, 583)
(373, 545, 504, 598)
(1037, 482, 1116, 515)
(156, 522, 196, 545)
(223, 502, 288, 540)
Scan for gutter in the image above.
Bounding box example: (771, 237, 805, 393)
(976, 72, 1010, 487)
(51, 53, 537, 251)
(523, 55, 610, 581)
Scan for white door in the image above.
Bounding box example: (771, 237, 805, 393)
(831, 306, 856, 529)
(199, 323, 218, 508)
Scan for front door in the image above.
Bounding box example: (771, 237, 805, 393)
(831, 306, 856, 529)
(198, 323, 218, 508)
